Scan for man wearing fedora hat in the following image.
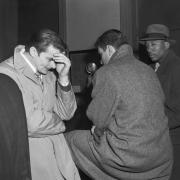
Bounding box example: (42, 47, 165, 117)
(140, 24, 180, 179)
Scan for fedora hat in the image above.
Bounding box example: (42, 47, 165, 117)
(139, 24, 176, 44)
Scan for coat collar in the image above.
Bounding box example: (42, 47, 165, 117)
(157, 49, 169, 64)
(157, 49, 175, 69)
(155, 49, 177, 75)
(11, 45, 41, 84)
(109, 44, 134, 64)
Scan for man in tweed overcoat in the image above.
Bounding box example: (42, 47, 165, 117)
(65, 29, 173, 180)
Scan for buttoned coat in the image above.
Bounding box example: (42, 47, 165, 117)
(0, 46, 80, 180)
(155, 49, 180, 180)
(155, 50, 180, 143)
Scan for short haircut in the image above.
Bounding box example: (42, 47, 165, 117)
(25, 29, 68, 54)
(95, 29, 128, 50)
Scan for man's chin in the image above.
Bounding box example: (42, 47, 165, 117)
(150, 56, 158, 62)
(42, 71, 48, 75)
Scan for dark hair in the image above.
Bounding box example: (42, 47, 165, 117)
(25, 29, 68, 54)
(95, 29, 128, 50)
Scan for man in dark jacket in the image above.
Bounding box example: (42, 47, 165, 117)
(0, 74, 31, 180)
(140, 24, 180, 180)
(65, 29, 173, 180)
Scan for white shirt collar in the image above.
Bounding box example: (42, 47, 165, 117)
(20, 48, 37, 74)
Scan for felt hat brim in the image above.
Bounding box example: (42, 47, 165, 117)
(139, 33, 176, 45)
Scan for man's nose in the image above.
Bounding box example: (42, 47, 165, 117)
(50, 61, 56, 69)
(146, 45, 153, 53)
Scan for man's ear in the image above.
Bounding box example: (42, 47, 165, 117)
(107, 45, 116, 57)
(164, 41, 170, 50)
(29, 47, 38, 57)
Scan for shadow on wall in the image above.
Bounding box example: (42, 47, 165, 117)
(70, 49, 100, 92)
(138, 44, 152, 65)
(65, 49, 100, 132)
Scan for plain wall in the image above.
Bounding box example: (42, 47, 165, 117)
(0, 0, 18, 60)
(66, 0, 120, 51)
(18, 0, 59, 44)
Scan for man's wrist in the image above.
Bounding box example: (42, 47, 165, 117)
(58, 75, 69, 86)
(58, 81, 71, 92)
